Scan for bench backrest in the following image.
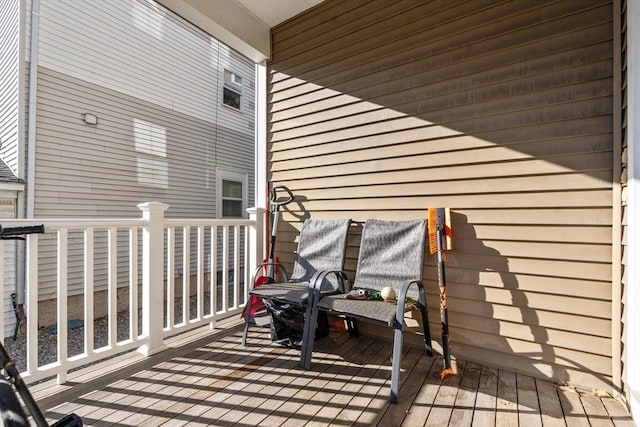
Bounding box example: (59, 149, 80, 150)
(289, 219, 352, 291)
(353, 219, 426, 298)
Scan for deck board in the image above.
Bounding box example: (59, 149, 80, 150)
(581, 392, 616, 427)
(559, 385, 590, 427)
(472, 365, 498, 427)
(536, 378, 566, 427)
(306, 338, 389, 426)
(253, 334, 357, 427)
(496, 369, 519, 427)
(238, 333, 357, 426)
(424, 360, 466, 426)
(394, 352, 442, 427)
(449, 362, 482, 427)
(517, 373, 543, 427)
(334, 344, 402, 425)
(374, 348, 437, 427)
(30, 321, 634, 427)
(602, 396, 638, 427)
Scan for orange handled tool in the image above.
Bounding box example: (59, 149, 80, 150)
(428, 207, 453, 379)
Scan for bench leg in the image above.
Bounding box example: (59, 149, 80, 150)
(346, 317, 359, 337)
(241, 295, 254, 346)
(390, 322, 403, 404)
(300, 303, 319, 370)
(419, 300, 433, 357)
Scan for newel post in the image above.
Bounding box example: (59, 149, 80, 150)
(137, 201, 169, 356)
(246, 207, 265, 294)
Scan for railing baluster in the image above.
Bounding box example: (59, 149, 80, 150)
(197, 226, 204, 320)
(129, 227, 138, 340)
(108, 227, 117, 348)
(57, 228, 68, 384)
(222, 225, 229, 313)
(26, 234, 39, 375)
(233, 225, 240, 309)
(166, 226, 175, 330)
(211, 226, 217, 318)
(84, 228, 94, 355)
(244, 224, 250, 307)
(182, 226, 190, 325)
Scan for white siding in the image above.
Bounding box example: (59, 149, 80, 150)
(0, 0, 20, 339)
(0, 192, 17, 338)
(37, 0, 253, 136)
(30, 0, 255, 299)
(0, 0, 20, 174)
(35, 67, 254, 217)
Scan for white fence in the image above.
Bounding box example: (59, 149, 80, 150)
(0, 202, 264, 384)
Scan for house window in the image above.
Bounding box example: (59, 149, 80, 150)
(217, 170, 247, 218)
(222, 180, 243, 217)
(222, 69, 243, 111)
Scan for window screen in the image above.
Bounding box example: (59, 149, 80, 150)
(222, 179, 243, 217)
(223, 70, 243, 110)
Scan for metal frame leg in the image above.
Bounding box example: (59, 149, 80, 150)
(390, 314, 404, 404)
(300, 301, 319, 370)
(346, 317, 359, 336)
(241, 295, 254, 346)
(418, 287, 433, 357)
(300, 270, 351, 370)
(300, 271, 329, 370)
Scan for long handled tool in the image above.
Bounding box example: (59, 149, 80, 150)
(10, 293, 25, 341)
(264, 185, 295, 277)
(2, 226, 44, 342)
(427, 208, 453, 380)
(242, 184, 294, 319)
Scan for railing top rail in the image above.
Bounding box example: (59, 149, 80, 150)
(164, 218, 254, 227)
(0, 218, 145, 228)
(0, 219, 256, 235)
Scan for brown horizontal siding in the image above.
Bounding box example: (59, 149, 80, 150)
(270, 132, 612, 167)
(276, 207, 614, 225)
(268, 0, 615, 391)
(270, 1, 610, 82)
(270, 77, 613, 137)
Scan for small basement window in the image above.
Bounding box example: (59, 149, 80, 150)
(223, 69, 243, 111)
(217, 170, 247, 218)
(222, 180, 243, 217)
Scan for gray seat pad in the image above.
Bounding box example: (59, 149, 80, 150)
(317, 293, 412, 327)
(250, 281, 311, 305)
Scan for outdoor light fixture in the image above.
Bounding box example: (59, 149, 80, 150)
(83, 113, 98, 125)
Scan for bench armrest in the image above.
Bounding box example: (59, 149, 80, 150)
(307, 270, 350, 306)
(395, 280, 426, 326)
(249, 261, 290, 289)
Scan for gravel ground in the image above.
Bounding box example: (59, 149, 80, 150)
(2, 295, 218, 374)
(3, 314, 135, 373)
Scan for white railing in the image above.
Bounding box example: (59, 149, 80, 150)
(0, 203, 264, 384)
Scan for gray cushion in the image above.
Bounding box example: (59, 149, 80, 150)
(351, 219, 426, 300)
(249, 218, 351, 305)
(317, 294, 410, 326)
(250, 281, 312, 304)
(289, 219, 351, 292)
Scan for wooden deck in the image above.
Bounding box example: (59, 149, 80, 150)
(32, 320, 635, 426)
